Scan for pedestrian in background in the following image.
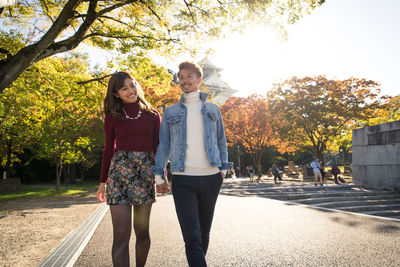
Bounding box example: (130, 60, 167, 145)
(331, 164, 341, 184)
(311, 157, 323, 186)
(249, 165, 255, 182)
(320, 161, 326, 183)
(271, 163, 282, 184)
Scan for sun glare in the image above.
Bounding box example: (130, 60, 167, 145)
(208, 27, 296, 96)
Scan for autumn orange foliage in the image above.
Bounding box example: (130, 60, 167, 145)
(267, 75, 385, 159)
(221, 94, 289, 177)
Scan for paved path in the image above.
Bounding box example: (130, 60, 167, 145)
(221, 180, 400, 220)
(74, 180, 400, 267)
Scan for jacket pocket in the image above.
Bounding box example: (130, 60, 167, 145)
(207, 112, 218, 121)
(167, 116, 181, 135)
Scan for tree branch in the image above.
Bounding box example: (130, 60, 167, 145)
(35, 0, 142, 62)
(77, 74, 113, 85)
(182, 0, 197, 25)
(139, 0, 162, 21)
(34, 0, 99, 62)
(97, 15, 130, 26)
(97, 0, 138, 17)
(42, 0, 56, 23)
(83, 32, 179, 43)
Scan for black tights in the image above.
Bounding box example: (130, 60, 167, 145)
(110, 204, 152, 267)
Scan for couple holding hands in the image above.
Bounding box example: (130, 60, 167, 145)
(96, 61, 232, 267)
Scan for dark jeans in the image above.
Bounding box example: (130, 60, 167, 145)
(172, 173, 223, 267)
(333, 174, 338, 183)
(273, 173, 281, 182)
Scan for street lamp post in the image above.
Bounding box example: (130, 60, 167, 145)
(237, 144, 240, 170)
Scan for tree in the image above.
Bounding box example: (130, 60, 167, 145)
(0, 81, 43, 179)
(0, 53, 104, 189)
(116, 55, 180, 108)
(332, 94, 399, 168)
(267, 76, 385, 160)
(0, 0, 324, 93)
(367, 94, 400, 125)
(221, 94, 286, 178)
(33, 56, 104, 190)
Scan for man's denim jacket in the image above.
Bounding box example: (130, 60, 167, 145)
(151, 92, 233, 175)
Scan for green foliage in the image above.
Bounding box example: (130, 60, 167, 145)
(0, 0, 324, 93)
(0, 72, 43, 169)
(30, 56, 104, 172)
(0, 51, 178, 185)
(0, 30, 26, 60)
(0, 54, 104, 186)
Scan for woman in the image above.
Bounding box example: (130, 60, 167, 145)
(96, 71, 168, 267)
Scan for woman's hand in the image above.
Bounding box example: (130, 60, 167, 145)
(220, 171, 225, 181)
(97, 183, 106, 202)
(156, 179, 170, 194)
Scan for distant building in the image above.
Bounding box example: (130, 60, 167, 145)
(198, 58, 237, 104)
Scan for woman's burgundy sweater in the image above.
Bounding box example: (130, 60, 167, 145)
(100, 102, 161, 183)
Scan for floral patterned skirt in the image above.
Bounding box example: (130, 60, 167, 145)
(106, 151, 155, 206)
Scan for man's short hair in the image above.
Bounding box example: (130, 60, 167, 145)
(178, 61, 203, 78)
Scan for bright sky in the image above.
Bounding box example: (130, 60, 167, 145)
(86, 0, 400, 97)
(163, 0, 400, 97)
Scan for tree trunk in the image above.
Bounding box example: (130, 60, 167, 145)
(254, 150, 263, 180)
(63, 165, 71, 185)
(80, 165, 85, 182)
(0, 0, 81, 93)
(4, 140, 12, 180)
(55, 162, 63, 192)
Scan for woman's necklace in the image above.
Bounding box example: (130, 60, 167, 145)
(122, 108, 142, 120)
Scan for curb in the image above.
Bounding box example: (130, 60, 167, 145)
(39, 203, 108, 267)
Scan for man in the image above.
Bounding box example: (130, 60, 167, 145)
(311, 157, 323, 186)
(152, 61, 233, 267)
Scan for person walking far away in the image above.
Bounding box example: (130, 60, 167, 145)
(320, 161, 326, 183)
(151, 61, 233, 267)
(311, 157, 323, 187)
(271, 163, 282, 184)
(331, 164, 341, 184)
(96, 72, 168, 267)
(249, 165, 255, 182)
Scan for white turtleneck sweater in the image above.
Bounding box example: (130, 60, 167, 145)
(154, 91, 223, 184)
(173, 91, 220, 176)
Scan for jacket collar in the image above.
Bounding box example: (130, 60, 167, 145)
(179, 91, 209, 105)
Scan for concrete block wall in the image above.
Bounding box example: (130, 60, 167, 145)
(352, 120, 400, 191)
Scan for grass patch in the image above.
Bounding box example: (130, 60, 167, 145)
(0, 181, 99, 202)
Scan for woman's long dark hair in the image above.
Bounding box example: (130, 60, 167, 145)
(104, 71, 155, 119)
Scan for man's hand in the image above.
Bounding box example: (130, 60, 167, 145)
(156, 179, 170, 194)
(221, 171, 225, 180)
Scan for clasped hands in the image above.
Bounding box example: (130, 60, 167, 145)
(156, 178, 170, 194)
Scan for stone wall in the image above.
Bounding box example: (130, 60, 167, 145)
(352, 120, 400, 191)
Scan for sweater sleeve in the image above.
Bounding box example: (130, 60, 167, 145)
(100, 115, 115, 183)
(152, 110, 161, 156)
